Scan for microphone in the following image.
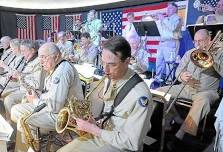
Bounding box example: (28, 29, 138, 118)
(33, 103, 47, 113)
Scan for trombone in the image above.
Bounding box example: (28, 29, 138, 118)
(159, 30, 223, 152)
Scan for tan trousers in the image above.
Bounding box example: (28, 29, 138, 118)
(158, 84, 219, 135)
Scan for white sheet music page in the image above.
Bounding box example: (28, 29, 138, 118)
(0, 114, 13, 141)
(74, 63, 96, 79)
(144, 78, 171, 102)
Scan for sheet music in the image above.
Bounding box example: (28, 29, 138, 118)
(144, 78, 171, 102)
(0, 114, 13, 141)
(74, 63, 96, 79)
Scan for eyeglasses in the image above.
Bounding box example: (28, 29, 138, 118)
(193, 39, 206, 44)
(38, 54, 55, 61)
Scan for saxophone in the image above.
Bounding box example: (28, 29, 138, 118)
(19, 73, 41, 98)
(56, 76, 105, 136)
(20, 113, 40, 152)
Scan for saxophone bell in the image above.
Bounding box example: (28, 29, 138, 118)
(55, 76, 106, 136)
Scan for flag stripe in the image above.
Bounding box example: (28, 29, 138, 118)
(123, 3, 168, 13)
(122, 3, 168, 64)
(42, 15, 60, 41)
(16, 14, 36, 40)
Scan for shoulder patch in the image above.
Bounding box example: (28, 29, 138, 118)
(138, 96, 148, 107)
(53, 77, 60, 84)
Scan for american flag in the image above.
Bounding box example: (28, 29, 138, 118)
(42, 15, 60, 42)
(65, 14, 82, 31)
(122, 2, 168, 71)
(16, 14, 36, 40)
(201, 0, 219, 7)
(101, 10, 123, 36)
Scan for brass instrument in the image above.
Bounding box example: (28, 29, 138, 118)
(19, 74, 41, 98)
(190, 30, 223, 68)
(20, 113, 41, 152)
(20, 103, 47, 152)
(56, 76, 105, 136)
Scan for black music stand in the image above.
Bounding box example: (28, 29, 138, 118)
(187, 23, 223, 40)
(73, 31, 82, 40)
(101, 30, 114, 39)
(133, 21, 160, 37)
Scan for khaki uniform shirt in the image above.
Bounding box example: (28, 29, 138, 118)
(176, 48, 223, 92)
(19, 56, 43, 92)
(130, 48, 149, 73)
(97, 69, 153, 151)
(77, 43, 99, 65)
(33, 61, 84, 115)
(57, 41, 74, 58)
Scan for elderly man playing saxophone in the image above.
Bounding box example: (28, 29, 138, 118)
(157, 29, 223, 149)
(11, 42, 84, 150)
(2, 40, 43, 121)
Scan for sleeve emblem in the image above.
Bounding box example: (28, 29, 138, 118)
(138, 96, 148, 107)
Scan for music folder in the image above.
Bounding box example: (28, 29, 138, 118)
(133, 21, 160, 37)
(101, 30, 114, 39)
(187, 23, 223, 40)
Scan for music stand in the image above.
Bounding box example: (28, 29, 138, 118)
(133, 21, 160, 37)
(101, 30, 114, 39)
(73, 31, 82, 40)
(187, 23, 223, 40)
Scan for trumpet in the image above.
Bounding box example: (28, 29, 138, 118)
(141, 13, 163, 21)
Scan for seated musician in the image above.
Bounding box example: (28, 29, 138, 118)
(0, 39, 25, 95)
(0, 36, 12, 60)
(3, 40, 43, 121)
(10, 42, 84, 150)
(0, 36, 12, 73)
(128, 36, 149, 77)
(71, 32, 99, 65)
(56, 31, 74, 60)
(157, 29, 223, 147)
(57, 36, 154, 152)
(196, 0, 223, 25)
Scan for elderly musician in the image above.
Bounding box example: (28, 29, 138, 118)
(122, 12, 139, 43)
(57, 36, 154, 152)
(128, 36, 149, 76)
(0, 36, 12, 73)
(11, 43, 84, 146)
(196, 0, 223, 24)
(71, 32, 99, 65)
(56, 31, 74, 59)
(0, 39, 25, 95)
(83, 9, 102, 47)
(3, 40, 43, 121)
(157, 29, 223, 145)
(0, 36, 12, 60)
(155, 2, 182, 82)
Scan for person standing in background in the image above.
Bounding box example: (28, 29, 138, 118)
(83, 10, 103, 47)
(122, 12, 139, 42)
(155, 2, 182, 83)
